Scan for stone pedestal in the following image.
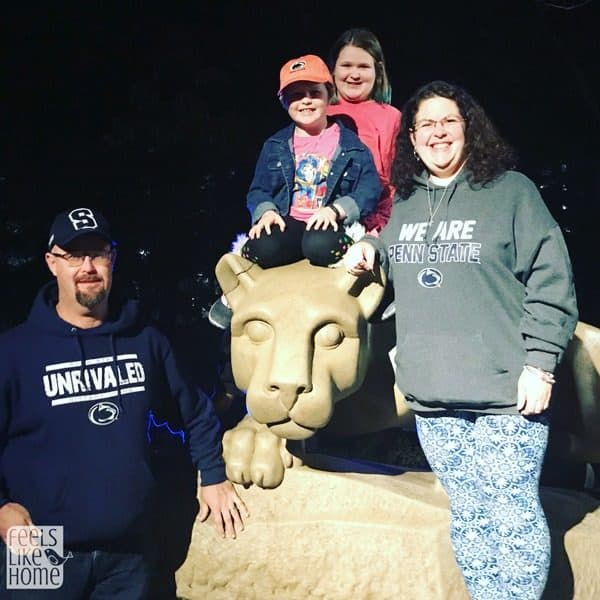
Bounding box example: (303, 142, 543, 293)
(176, 456, 600, 600)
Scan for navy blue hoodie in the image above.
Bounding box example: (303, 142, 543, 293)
(0, 282, 226, 549)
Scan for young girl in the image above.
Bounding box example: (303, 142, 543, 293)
(327, 28, 401, 233)
(209, 54, 381, 329)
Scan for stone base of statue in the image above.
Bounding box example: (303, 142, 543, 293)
(175, 455, 600, 600)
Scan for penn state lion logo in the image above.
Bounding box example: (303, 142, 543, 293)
(417, 267, 443, 288)
(88, 401, 120, 426)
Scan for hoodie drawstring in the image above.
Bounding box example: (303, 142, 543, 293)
(427, 182, 458, 245)
(74, 329, 86, 382)
(110, 334, 124, 414)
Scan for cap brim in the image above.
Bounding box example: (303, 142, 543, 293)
(278, 76, 332, 95)
(48, 231, 114, 250)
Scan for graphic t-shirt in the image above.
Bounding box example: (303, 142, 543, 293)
(290, 123, 340, 222)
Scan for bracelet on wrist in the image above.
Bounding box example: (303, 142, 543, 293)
(524, 364, 556, 385)
(329, 204, 342, 221)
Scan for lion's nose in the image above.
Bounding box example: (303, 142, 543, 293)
(268, 383, 307, 410)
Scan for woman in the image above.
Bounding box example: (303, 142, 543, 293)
(327, 28, 401, 233)
(344, 80, 578, 599)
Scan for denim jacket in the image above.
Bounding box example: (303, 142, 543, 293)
(246, 120, 382, 225)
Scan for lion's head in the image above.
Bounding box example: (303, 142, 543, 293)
(215, 254, 386, 440)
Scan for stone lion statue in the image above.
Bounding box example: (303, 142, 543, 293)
(215, 252, 600, 490)
(174, 252, 600, 599)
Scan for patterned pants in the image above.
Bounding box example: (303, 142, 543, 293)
(415, 411, 550, 600)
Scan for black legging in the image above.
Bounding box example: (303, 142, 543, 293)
(241, 215, 353, 268)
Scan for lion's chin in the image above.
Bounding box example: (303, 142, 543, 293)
(268, 421, 318, 440)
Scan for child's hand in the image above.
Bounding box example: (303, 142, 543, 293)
(306, 205, 342, 232)
(249, 211, 285, 239)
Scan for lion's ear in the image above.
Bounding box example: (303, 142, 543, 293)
(337, 265, 387, 320)
(215, 253, 263, 310)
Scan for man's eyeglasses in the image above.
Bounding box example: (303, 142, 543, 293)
(411, 115, 465, 133)
(49, 249, 114, 267)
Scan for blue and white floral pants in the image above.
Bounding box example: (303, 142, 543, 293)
(415, 411, 550, 600)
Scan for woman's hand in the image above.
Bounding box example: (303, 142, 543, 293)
(343, 241, 376, 275)
(248, 210, 285, 239)
(517, 366, 554, 415)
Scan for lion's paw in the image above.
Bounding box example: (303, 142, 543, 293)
(223, 417, 293, 488)
(223, 426, 256, 486)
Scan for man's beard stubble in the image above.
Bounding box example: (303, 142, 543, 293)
(76, 288, 108, 309)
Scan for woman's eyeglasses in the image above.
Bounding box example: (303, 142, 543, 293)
(412, 115, 465, 134)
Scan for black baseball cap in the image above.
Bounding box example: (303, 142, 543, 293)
(47, 207, 115, 250)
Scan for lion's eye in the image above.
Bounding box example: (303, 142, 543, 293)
(244, 320, 273, 342)
(315, 324, 344, 348)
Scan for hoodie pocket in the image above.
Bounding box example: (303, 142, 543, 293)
(396, 332, 515, 406)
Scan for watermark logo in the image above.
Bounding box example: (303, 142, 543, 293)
(5, 526, 71, 589)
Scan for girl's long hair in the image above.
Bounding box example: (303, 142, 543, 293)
(327, 28, 392, 104)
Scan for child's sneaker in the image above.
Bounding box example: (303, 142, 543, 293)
(208, 297, 232, 330)
(381, 302, 395, 320)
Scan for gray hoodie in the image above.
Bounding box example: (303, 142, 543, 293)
(369, 169, 578, 414)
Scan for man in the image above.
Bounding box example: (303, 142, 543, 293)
(0, 207, 247, 598)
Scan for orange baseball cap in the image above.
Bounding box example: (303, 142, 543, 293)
(278, 54, 333, 95)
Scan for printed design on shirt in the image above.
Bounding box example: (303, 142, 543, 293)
(292, 153, 331, 209)
(417, 268, 443, 288)
(389, 219, 481, 265)
(43, 354, 146, 407)
(88, 401, 121, 425)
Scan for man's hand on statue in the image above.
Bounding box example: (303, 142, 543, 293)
(198, 480, 249, 539)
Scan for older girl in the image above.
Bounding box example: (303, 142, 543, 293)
(327, 28, 401, 233)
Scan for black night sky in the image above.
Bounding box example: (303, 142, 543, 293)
(3, 1, 600, 339)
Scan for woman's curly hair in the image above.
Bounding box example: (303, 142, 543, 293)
(392, 80, 518, 199)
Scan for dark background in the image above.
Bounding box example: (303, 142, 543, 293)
(3, 0, 599, 344)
